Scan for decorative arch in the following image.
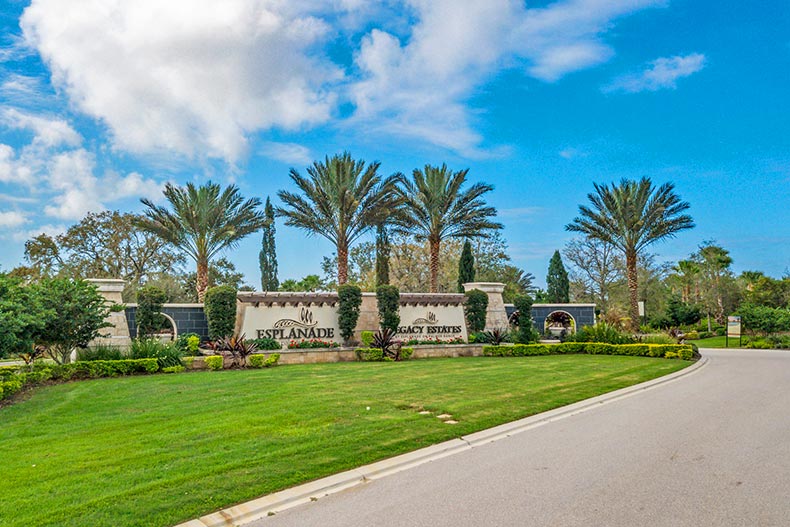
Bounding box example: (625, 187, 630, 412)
(544, 310, 577, 336)
(160, 313, 178, 340)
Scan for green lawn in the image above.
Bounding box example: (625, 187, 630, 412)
(688, 335, 750, 348)
(1, 356, 689, 527)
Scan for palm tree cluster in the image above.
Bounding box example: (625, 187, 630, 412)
(135, 153, 502, 300)
(277, 154, 502, 293)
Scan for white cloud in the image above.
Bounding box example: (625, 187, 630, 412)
(603, 53, 706, 93)
(18, 0, 666, 160)
(0, 211, 28, 228)
(260, 141, 312, 165)
(43, 150, 164, 220)
(21, 0, 342, 162)
(1, 108, 82, 148)
(348, 0, 665, 155)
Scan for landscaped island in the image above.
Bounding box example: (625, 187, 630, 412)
(0, 355, 690, 527)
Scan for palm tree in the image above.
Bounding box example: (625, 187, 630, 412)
(566, 177, 694, 332)
(674, 259, 701, 303)
(397, 164, 502, 293)
(137, 182, 266, 302)
(276, 152, 403, 286)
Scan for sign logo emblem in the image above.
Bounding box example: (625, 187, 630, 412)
(412, 311, 437, 325)
(274, 307, 317, 329)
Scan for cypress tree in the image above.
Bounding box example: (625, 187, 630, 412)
(259, 197, 279, 291)
(375, 224, 390, 286)
(546, 250, 570, 303)
(457, 240, 475, 292)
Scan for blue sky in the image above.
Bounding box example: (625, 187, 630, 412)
(0, 0, 789, 288)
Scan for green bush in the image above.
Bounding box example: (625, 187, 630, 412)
(512, 294, 538, 344)
(204, 285, 237, 339)
(376, 285, 400, 333)
(162, 365, 185, 374)
(566, 323, 636, 344)
(129, 338, 184, 369)
(338, 285, 362, 343)
(136, 285, 167, 337)
(205, 355, 224, 371)
(77, 345, 125, 361)
(482, 342, 694, 360)
(248, 353, 281, 368)
(464, 289, 488, 333)
(360, 331, 375, 347)
(247, 337, 282, 350)
(175, 333, 201, 354)
(355, 347, 414, 362)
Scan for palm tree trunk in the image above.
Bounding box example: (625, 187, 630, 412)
(626, 249, 640, 332)
(197, 258, 209, 303)
(337, 243, 349, 286)
(429, 237, 440, 293)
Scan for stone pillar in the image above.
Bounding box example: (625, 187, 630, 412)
(86, 278, 131, 348)
(463, 282, 509, 331)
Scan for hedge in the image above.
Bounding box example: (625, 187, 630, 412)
(355, 347, 414, 362)
(482, 343, 694, 360)
(0, 358, 161, 402)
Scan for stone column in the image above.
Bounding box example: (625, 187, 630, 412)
(86, 278, 131, 349)
(463, 282, 509, 331)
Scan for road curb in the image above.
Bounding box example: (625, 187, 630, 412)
(174, 356, 709, 527)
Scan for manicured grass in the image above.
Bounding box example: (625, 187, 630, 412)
(688, 335, 750, 348)
(1, 355, 689, 527)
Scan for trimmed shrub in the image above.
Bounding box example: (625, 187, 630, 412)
(205, 355, 224, 371)
(136, 285, 167, 337)
(360, 331, 375, 347)
(248, 353, 281, 368)
(376, 285, 400, 333)
(355, 347, 414, 362)
(204, 285, 237, 339)
(512, 294, 538, 344)
(176, 333, 201, 354)
(338, 285, 362, 343)
(162, 365, 185, 374)
(482, 342, 694, 360)
(464, 289, 488, 333)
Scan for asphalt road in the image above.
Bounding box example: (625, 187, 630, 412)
(251, 349, 790, 527)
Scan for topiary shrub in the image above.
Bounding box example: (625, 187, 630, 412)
(204, 285, 237, 339)
(512, 294, 538, 344)
(136, 285, 167, 338)
(464, 289, 488, 333)
(376, 285, 400, 333)
(338, 285, 362, 344)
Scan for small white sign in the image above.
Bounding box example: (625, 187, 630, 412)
(638, 301, 645, 317)
(727, 315, 742, 337)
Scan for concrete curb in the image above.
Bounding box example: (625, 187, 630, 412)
(174, 356, 709, 527)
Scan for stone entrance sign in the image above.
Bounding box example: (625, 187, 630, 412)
(236, 292, 340, 345)
(396, 304, 466, 342)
